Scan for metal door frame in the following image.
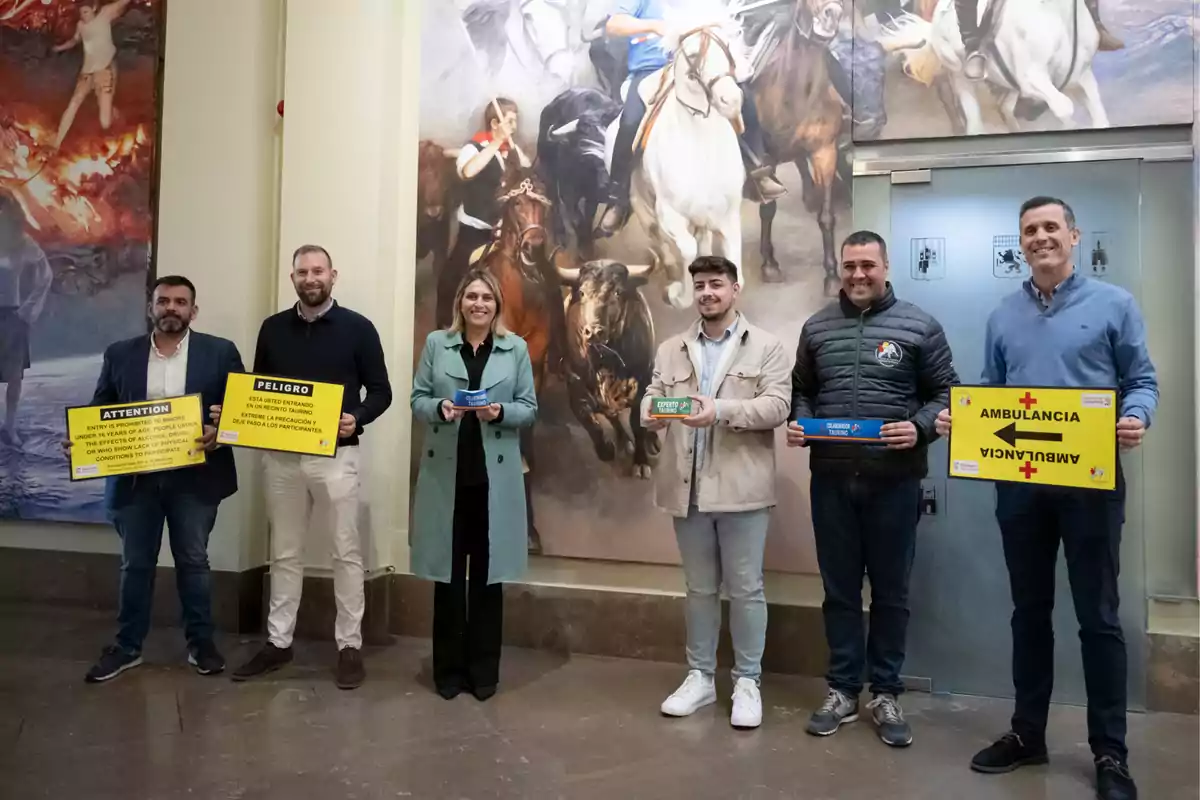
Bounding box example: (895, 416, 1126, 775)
(852, 144, 1193, 701)
(854, 141, 1192, 177)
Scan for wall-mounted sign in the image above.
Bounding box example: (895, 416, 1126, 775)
(910, 237, 946, 281)
(992, 235, 1028, 279)
(1088, 232, 1112, 278)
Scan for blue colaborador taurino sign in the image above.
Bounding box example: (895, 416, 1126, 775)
(797, 419, 884, 442)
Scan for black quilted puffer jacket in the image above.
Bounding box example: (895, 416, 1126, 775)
(791, 284, 959, 478)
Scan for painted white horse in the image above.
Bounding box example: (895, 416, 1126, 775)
(604, 18, 750, 309)
(877, 0, 1108, 135)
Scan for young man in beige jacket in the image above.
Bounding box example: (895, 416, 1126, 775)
(640, 256, 791, 729)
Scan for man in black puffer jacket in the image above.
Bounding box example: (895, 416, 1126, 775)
(788, 230, 958, 749)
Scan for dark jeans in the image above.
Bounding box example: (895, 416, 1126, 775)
(811, 473, 921, 697)
(433, 482, 503, 690)
(995, 473, 1128, 760)
(607, 70, 770, 207)
(111, 474, 219, 655)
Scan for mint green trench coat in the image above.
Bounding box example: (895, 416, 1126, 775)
(409, 329, 538, 584)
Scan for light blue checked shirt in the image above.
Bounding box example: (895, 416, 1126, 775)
(691, 314, 741, 490)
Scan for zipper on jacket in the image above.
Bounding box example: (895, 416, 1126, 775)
(851, 311, 866, 476)
(851, 312, 866, 417)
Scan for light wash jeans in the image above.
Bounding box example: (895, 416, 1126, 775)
(673, 505, 770, 681)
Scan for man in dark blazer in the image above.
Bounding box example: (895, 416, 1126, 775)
(73, 275, 244, 683)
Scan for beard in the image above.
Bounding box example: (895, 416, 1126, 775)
(298, 284, 331, 308)
(154, 313, 188, 334)
(698, 300, 728, 320)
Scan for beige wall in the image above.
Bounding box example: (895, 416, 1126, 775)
(274, 0, 412, 575)
(0, 0, 283, 573)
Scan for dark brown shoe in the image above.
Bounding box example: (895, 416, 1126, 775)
(335, 647, 365, 690)
(231, 642, 292, 682)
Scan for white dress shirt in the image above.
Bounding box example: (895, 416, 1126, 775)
(147, 329, 190, 400)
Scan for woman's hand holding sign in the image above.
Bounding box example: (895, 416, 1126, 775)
(439, 400, 465, 422)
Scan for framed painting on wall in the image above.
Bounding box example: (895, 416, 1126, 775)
(851, 0, 1194, 141)
(407, 0, 860, 575)
(0, 0, 166, 523)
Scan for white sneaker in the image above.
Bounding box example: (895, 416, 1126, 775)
(730, 677, 763, 729)
(660, 669, 717, 717)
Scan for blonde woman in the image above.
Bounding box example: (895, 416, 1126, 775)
(410, 268, 537, 700)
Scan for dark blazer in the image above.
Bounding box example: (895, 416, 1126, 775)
(91, 331, 244, 509)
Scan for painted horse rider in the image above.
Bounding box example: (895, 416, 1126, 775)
(956, 0, 1124, 81)
(598, 0, 792, 237)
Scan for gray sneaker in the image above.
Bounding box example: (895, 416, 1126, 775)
(806, 688, 859, 736)
(868, 693, 913, 747)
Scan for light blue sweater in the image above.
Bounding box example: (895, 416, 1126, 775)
(982, 272, 1159, 426)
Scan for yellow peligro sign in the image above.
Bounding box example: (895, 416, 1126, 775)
(216, 373, 344, 457)
(66, 395, 206, 480)
(947, 386, 1118, 491)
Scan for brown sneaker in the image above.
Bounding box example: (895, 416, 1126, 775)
(335, 647, 365, 690)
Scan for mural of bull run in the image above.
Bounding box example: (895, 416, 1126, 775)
(854, 0, 1193, 139)
(412, 0, 854, 573)
(0, 0, 163, 523)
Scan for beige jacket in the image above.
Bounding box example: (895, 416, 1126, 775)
(641, 315, 791, 517)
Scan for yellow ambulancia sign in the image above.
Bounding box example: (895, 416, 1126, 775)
(947, 386, 1118, 491)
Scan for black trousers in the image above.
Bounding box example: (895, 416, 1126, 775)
(432, 482, 503, 691)
(811, 473, 921, 697)
(995, 472, 1128, 760)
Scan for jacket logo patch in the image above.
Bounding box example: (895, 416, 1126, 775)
(875, 340, 903, 368)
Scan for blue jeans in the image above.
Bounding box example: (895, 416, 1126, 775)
(673, 506, 770, 681)
(811, 474, 921, 697)
(111, 474, 219, 655)
(996, 472, 1128, 759)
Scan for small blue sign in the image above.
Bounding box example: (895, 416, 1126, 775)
(453, 388, 490, 409)
(797, 419, 884, 442)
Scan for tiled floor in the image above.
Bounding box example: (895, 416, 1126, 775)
(1, 604, 1196, 799)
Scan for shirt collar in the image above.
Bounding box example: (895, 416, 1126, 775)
(151, 328, 190, 360)
(1025, 271, 1078, 307)
(461, 333, 494, 352)
(296, 298, 336, 322)
(695, 312, 741, 344)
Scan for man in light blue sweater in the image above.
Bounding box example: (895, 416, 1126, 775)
(937, 196, 1155, 800)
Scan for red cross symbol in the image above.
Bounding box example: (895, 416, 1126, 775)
(1019, 392, 1038, 410)
(1019, 461, 1038, 480)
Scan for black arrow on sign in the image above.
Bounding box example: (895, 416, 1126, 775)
(994, 422, 1063, 447)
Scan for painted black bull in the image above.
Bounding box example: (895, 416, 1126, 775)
(537, 87, 621, 257)
(556, 259, 658, 479)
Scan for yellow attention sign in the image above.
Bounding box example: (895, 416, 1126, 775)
(948, 385, 1118, 491)
(216, 373, 344, 457)
(66, 395, 206, 481)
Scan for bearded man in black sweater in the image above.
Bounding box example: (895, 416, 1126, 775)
(227, 244, 392, 690)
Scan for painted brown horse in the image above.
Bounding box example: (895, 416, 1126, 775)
(477, 162, 564, 554)
(479, 163, 558, 391)
(750, 0, 846, 296)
